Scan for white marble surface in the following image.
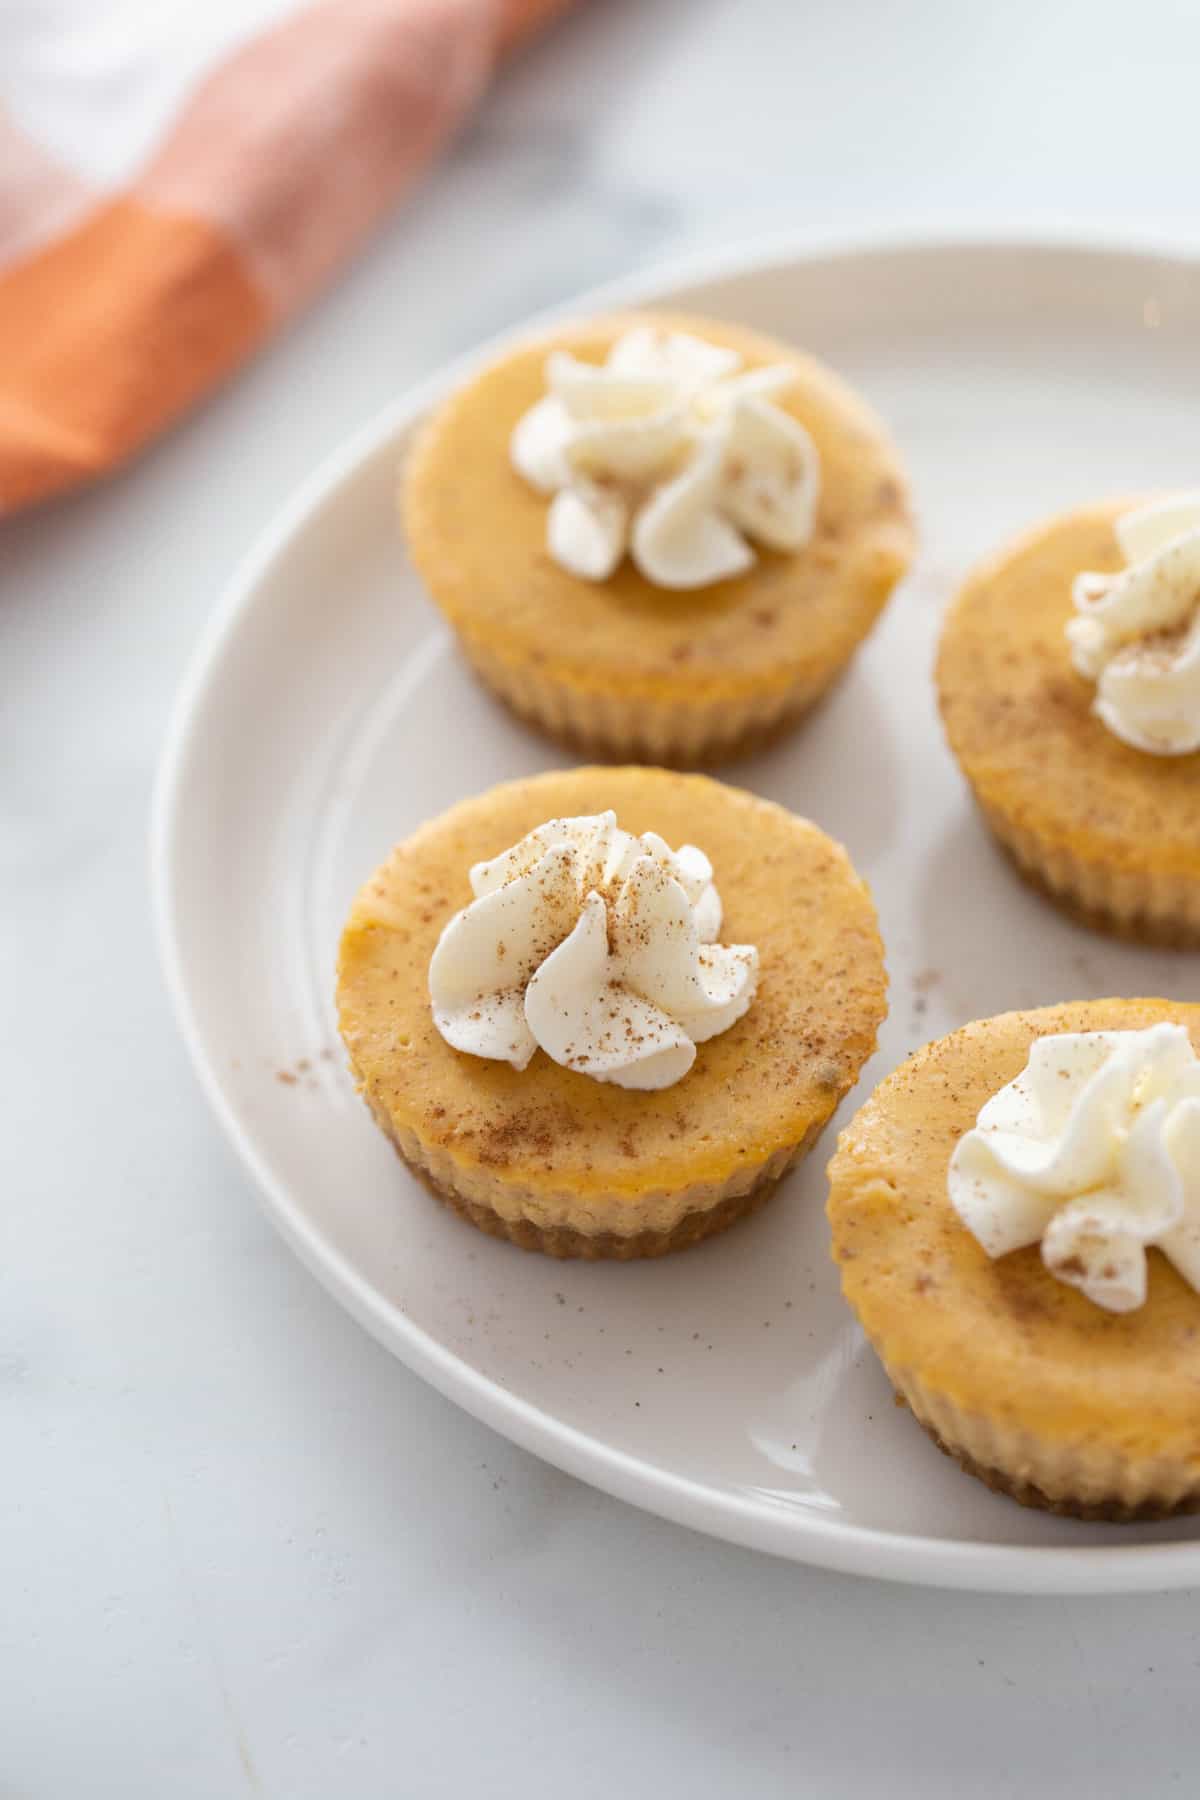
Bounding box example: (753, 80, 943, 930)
(5, 2, 1200, 1792)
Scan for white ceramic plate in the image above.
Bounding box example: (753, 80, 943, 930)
(153, 235, 1200, 1593)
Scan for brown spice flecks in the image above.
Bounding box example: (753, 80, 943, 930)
(1001, 1278, 1048, 1322)
(276, 1071, 298, 1086)
(474, 1104, 573, 1168)
(1133, 616, 1193, 670)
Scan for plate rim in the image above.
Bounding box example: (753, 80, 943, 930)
(151, 226, 1200, 1594)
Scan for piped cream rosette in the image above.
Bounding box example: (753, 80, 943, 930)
(1069, 495, 1200, 756)
(510, 326, 820, 589)
(430, 810, 757, 1090)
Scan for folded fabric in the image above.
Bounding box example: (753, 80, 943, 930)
(0, 0, 570, 513)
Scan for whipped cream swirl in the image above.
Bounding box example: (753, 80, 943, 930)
(949, 1024, 1200, 1313)
(510, 325, 820, 590)
(1068, 495, 1200, 754)
(428, 811, 758, 1090)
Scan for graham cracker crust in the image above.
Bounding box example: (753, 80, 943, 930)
(483, 674, 827, 771)
(918, 1417, 1200, 1523)
(978, 820, 1194, 950)
(1003, 849, 1200, 951)
(397, 1144, 781, 1259)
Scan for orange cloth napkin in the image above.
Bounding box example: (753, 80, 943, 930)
(0, 0, 570, 512)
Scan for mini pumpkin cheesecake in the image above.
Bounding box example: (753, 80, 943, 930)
(338, 767, 887, 1258)
(937, 497, 1200, 944)
(828, 999, 1200, 1519)
(403, 311, 915, 766)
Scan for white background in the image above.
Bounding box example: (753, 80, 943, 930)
(5, 2, 1200, 1793)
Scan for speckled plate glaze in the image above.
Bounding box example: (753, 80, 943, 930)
(153, 234, 1200, 1592)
